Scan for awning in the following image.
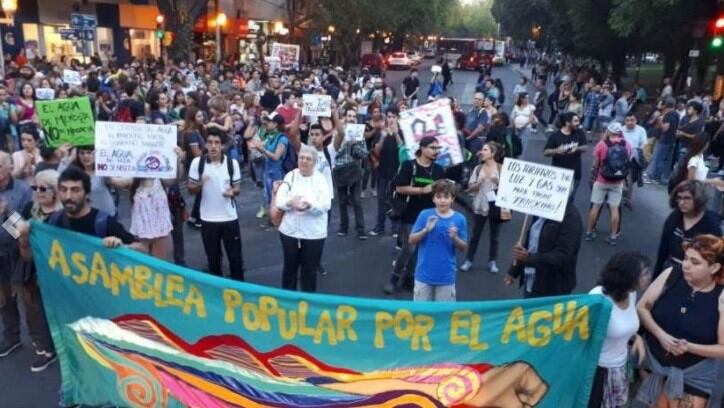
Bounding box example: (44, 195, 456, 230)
(119, 4, 161, 30)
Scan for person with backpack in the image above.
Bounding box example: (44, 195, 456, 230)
(115, 81, 145, 123)
(188, 127, 244, 281)
(585, 122, 632, 246)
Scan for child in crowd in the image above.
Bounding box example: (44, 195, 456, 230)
(409, 179, 468, 302)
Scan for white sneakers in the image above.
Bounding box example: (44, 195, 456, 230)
(459, 260, 499, 273)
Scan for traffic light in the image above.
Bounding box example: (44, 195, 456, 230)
(156, 15, 165, 40)
(712, 16, 724, 49)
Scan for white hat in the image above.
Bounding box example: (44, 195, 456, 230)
(607, 122, 623, 135)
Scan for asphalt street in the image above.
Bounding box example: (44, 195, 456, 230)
(0, 61, 674, 408)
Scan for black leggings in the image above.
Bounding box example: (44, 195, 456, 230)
(587, 366, 606, 408)
(280, 233, 325, 293)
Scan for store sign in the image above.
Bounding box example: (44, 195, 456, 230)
(70, 13, 97, 30)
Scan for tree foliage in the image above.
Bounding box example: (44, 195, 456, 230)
(492, 0, 720, 83)
(157, 0, 207, 61)
(443, 1, 497, 37)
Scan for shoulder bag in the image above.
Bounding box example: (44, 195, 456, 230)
(270, 171, 295, 227)
(386, 160, 417, 221)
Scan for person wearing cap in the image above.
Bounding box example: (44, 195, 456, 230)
(384, 135, 445, 295)
(585, 122, 632, 246)
(252, 112, 289, 228)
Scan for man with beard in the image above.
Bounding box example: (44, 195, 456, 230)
(543, 112, 588, 197)
(18, 166, 140, 256)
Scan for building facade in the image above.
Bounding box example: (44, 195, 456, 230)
(3, 0, 304, 64)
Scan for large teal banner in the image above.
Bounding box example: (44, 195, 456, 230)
(30, 222, 611, 408)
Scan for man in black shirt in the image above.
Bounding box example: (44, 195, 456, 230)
(675, 101, 706, 169)
(543, 112, 588, 197)
(647, 97, 679, 184)
(383, 136, 444, 294)
(370, 108, 402, 236)
(401, 69, 420, 108)
(19, 166, 140, 258)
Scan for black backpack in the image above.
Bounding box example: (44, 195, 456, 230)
(47, 210, 110, 238)
(600, 139, 630, 181)
(197, 154, 235, 182)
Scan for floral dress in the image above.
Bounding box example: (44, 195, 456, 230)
(130, 179, 173, 239)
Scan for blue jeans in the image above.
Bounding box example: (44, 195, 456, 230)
(517, 127, 531, 158)
(583, 114, 597, 131)
(263, 168, 284, 207)
(647, 143, 674, 183)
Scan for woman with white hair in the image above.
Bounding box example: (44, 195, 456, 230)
(274, 144, 332, 293)
(13, 169, 63, 372)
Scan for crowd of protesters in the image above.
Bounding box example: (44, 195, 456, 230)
(0, 49, 718, 408)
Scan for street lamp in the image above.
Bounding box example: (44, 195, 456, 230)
(215, 12, 227, 63)
(328, 25, 335, 34)
(0, 0, 17, 78)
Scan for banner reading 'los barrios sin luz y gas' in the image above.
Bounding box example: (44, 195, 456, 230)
(30, 222, 611, 408)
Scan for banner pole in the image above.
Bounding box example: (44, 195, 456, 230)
(517, 214, 530, 247)
(513, 214, 530, 267)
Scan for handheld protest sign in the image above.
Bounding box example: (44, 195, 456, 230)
(63, 69, 82, 86)
(398, 98, 463, 166)
(94, 122, 178, 179)
(496, 158, 574, 223)
(36, 88, 56, 100)
(344, 123, 366, 143)
(37, 97, 95, 147)
(270, 43, 300, 70)
(302, 94, 332, 117)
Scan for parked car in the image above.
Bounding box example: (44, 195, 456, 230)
(387, 52, 413, 70)
(423, 48, 436, 59)
(361, 53, 386, 74)
(407, 51, 423, 65)
(456, 51, 494, 70)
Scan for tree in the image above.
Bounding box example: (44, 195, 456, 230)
(156, 0, 207, 62)
(443, 0, 497, 37)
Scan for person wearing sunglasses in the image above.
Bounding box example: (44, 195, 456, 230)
(7, 170, 62, 372)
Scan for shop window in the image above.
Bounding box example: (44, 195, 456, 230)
(96, 27, 113, 62)
(22, 24, 40, 59)
(128, 29, 159, 58)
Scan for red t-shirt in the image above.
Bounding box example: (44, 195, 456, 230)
(275, 104, 299, 127)
(593, 136, 632, 184)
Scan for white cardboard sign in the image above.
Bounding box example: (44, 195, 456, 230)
(496, 158, 574, 222)
(95, 122, 178, 179)
(344, 123, 366, 142)
(63, 69, 82, 86)
(35, 88, 55, 100)
(398, 98, 462, 166)
(302, 94, 332, 117)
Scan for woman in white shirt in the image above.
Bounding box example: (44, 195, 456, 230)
(510, 93, 538, 152)
(684, 136, 710, 182)
(512, 76, 528, 99)
(588, 252, 649, 408)
(275, 144, 332, 293)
